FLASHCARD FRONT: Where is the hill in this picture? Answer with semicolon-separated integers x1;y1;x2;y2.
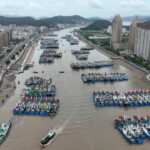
81;20;111;30
40;15;89;25
145;20;150;23
0;15;90;27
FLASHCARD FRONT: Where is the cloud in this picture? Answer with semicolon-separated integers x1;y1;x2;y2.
56;1;66;9
0;4;22;10
28;2;43;10
120;0;146;8
88;0;103;9
0;2;44;11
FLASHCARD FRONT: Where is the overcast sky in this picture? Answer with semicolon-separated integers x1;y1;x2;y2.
0;0;150;18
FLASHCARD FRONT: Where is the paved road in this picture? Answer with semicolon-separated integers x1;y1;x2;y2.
0;33;41;81
1;35;37;65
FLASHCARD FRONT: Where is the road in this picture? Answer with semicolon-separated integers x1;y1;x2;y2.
1;34;39;66
0;33;41;82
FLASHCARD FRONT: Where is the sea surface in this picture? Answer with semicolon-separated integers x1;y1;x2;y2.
0;27;150;150
123;21;132;26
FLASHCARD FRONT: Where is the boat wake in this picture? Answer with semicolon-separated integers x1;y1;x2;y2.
54;114;72;134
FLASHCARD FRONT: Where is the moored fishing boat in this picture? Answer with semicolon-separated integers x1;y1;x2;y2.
13;76;60;117
71;60;113;70
80;46;94;51
39;57;54;64
114;115;150;144
40;130;56;146
82;72;128;83
93;90;150;107
0;120;11;145
71;50;89;55
76;54;88;60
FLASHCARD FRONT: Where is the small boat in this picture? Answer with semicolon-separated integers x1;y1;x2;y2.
59;71;64;73
40;130;56;146
0;120;11;145
33;71;38;74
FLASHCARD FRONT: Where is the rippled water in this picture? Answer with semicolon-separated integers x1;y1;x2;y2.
0;27;150;150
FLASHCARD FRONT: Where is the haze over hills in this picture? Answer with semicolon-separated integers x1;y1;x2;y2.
0;15;150;27
87;17;107;22
0;15;90;27
109;15;150;22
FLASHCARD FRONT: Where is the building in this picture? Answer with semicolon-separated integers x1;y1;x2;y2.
128;17;141;50
0;31;10;51
107;26;112;34
134;23;150;61
110;15;123;50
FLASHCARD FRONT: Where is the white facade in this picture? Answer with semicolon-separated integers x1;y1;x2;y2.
134;24;150;61
110;15;123;50
107;26;112;34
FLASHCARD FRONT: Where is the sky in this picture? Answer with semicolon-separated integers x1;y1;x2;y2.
0;0;150;18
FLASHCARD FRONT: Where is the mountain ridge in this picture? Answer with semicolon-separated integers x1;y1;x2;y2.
0;15;90;27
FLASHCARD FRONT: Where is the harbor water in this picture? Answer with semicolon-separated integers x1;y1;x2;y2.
0;27;150;150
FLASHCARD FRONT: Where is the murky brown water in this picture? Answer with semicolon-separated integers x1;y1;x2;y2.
0;27;150;150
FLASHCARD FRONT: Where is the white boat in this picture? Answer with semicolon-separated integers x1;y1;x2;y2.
0;120;11;145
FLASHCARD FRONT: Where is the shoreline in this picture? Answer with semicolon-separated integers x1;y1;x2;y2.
75;32;150;86
0;42;36;108
0;76;16;107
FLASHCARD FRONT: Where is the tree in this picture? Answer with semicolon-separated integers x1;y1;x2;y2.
6;60;11;65
11;55;16;60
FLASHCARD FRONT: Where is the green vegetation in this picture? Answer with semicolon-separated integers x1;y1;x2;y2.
16;52;19;56
100;39;110;47
11;55;16;60
80;31;120;56
6;60;11;65
0;55;4;60
20;45;25;52
78;30;109;43
122;36;129;43
79;31;150;71
0;15;89;27
22;45;25;49
124;55;150;70
102;45;120;56
80;30;105;33
81;20;111;31
7;49;12;53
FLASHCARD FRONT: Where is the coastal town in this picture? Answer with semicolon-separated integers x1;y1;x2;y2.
0;1;150;150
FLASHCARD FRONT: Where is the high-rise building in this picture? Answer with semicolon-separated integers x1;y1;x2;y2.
134;23;150;61
128;17;141;50
0;31;9;51
110;15;123;50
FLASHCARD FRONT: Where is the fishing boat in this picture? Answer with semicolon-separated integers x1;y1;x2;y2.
93;90;150;107
71;60;113;69
76;55;88;60
33;71;38;74
71;50;89;55
80;46;94;51
82;72;128;83
40;130;56;146
0;120;11;145
114;115;150;144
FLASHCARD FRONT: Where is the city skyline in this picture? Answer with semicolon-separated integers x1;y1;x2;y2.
0;0;150;18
